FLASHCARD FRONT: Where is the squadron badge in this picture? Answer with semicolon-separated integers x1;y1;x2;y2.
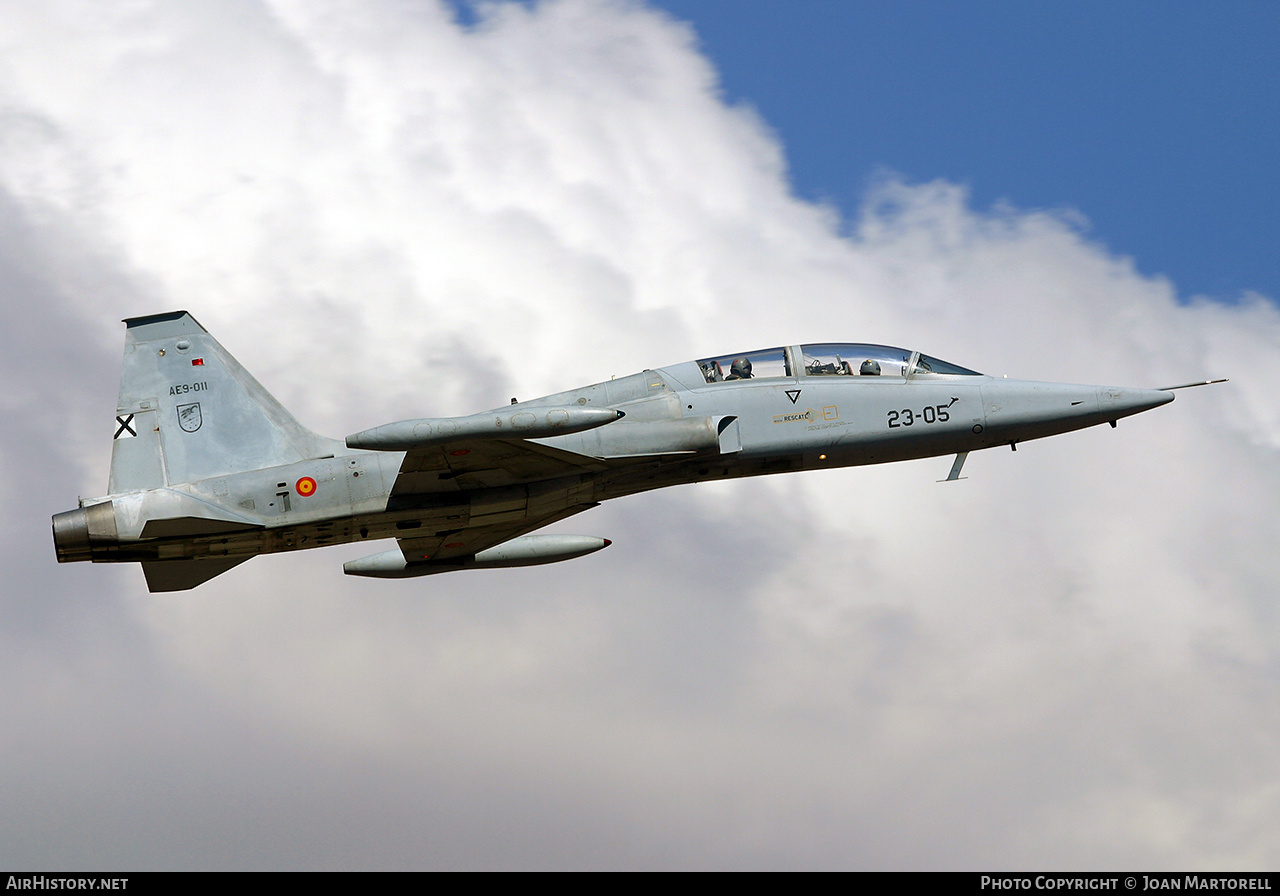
177;402;202;433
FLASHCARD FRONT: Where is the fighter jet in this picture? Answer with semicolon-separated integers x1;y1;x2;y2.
52;311;1223;591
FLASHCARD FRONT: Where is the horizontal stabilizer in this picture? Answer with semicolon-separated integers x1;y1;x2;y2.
142;556;251;592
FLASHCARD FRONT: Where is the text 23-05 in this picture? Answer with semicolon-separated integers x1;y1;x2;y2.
887;405;952;428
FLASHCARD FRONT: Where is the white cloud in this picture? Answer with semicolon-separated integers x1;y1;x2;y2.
2;0;1278;870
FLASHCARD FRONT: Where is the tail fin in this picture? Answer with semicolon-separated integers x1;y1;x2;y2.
109;311;340;493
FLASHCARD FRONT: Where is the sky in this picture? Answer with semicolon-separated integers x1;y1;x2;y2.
651;0;1280;303
2;0;1279;871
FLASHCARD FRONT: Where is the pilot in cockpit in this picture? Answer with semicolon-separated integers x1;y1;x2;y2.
725;357;753;380
859;359;881;376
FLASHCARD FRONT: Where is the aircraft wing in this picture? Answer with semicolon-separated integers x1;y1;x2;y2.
393;502;598;564
390;437;607;495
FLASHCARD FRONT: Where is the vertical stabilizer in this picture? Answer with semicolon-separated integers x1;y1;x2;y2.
109;311;340;493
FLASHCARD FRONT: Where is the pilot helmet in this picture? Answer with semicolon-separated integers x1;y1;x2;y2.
730;357;753;378
859;359;881;376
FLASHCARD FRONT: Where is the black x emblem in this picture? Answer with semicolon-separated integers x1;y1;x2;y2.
114;414;136;439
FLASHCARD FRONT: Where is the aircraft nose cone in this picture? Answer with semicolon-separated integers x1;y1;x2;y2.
1099;387;1175;418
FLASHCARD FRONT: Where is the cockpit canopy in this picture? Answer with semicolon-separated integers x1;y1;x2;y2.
697;347;789;382
695;344;981;384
